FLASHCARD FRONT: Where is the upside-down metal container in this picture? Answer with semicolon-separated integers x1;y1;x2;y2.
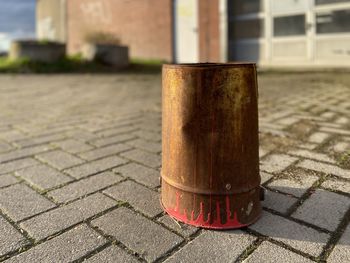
161;63;261;229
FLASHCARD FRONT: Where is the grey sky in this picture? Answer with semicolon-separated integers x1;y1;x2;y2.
0;0;35;34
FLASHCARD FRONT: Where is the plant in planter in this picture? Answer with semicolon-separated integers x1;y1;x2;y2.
9;39;66;63
82;32;129;68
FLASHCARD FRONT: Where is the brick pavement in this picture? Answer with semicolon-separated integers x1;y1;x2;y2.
0;72;349;262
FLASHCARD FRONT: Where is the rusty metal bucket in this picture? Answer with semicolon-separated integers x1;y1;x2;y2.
161;63;261;229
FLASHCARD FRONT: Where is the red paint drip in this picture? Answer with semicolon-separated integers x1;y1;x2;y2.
165;192;247;229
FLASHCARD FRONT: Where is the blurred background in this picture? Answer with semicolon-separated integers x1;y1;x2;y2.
0;0;349;69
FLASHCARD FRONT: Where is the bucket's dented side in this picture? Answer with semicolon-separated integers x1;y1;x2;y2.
161;63;261;229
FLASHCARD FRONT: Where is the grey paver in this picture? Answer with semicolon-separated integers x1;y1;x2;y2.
158;215;199;238
0;184;55;221
120;149;161;168
260;154;298;173
0;215;28;257
20;193;116;240
322;179;350;194
249;211;329;256
78;143;131;161
96;125;138;137
288;149;336;164
0;145;53;163
332;141;350;153
64;155;127;179
113;162;160;188
53;139;94;154
132;130;161;142
328;224;350;263
297;159;350;179
92;207;183;262
260;172;274;184
267;173;319;197
0;174;19;188
103;180;162;217
262;190;297;214
36;150;85;170
85;245;139;263
6;224;106;263
0;141;12;153
292;189;350;231
15;164;72;190
48;171;123;203
0;158;39;175
126;138;161;153
14;133;66;148
165;230;255;263
89;133;136;147
308;132;330;144
243;241;314;263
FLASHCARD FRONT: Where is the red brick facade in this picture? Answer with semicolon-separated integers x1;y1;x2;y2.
67;0;173;61
65;0;220;62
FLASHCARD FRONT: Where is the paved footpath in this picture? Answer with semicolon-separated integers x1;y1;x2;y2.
0;72;349;262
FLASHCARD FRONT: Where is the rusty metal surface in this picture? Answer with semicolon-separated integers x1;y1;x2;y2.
161;63;261;229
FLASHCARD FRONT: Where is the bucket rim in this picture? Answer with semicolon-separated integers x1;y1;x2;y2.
163;62;256;69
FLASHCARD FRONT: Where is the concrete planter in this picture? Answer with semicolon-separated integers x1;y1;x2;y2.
82;44;129;67
10;40;66;63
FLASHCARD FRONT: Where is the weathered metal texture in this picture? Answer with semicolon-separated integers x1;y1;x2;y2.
161;63;261;229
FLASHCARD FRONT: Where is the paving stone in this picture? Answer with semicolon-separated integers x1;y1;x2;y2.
36;150;85;170
0;145;53;163
249;211;329;257
322;179;350;194
259;147;269;158
78;143;131;161
260;154;298;173
91;207;183;262
65;155;127;179
15;164;72;190
320;127;350;136
165;230;255;263
48;172;123;203
133;130;161;142
158;215;199;238
292;189;349;231
53;139;94;154
104;180;162;217
0;215;28;257
120;149;161;168
90;133;136;147
96;125;138;137
297;159;350;179
0;130;27;142
288;149;336;164
14;133;67;148
20;193;116;240
297;143;318;150
243;241;314;263
328;224;350;263
260;172;274;184
335;116;349;125
308;132;330;144
263;190;297;214
6;224;106;263
0;184;55;221
85;245;139;263
126;138;161;153
0;174;19;188
113;163;160;188
267;172;318;198
0;158;40;175
332;141;350;153
0;141;13;153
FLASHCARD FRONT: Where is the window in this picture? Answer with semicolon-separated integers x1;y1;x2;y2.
274;15;306;36
316;0;350;5
316;9;350;34
229;0;263;16
229;19;264;39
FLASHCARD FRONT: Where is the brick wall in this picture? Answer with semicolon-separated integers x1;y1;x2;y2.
67;0;173;61
198;0;220;62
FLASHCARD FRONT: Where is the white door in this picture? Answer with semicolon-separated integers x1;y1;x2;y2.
174;0;199;63
270;0;313;65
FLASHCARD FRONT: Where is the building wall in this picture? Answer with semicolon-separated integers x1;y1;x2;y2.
198;0;220;62
67;0;173;61
36;0;66;42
